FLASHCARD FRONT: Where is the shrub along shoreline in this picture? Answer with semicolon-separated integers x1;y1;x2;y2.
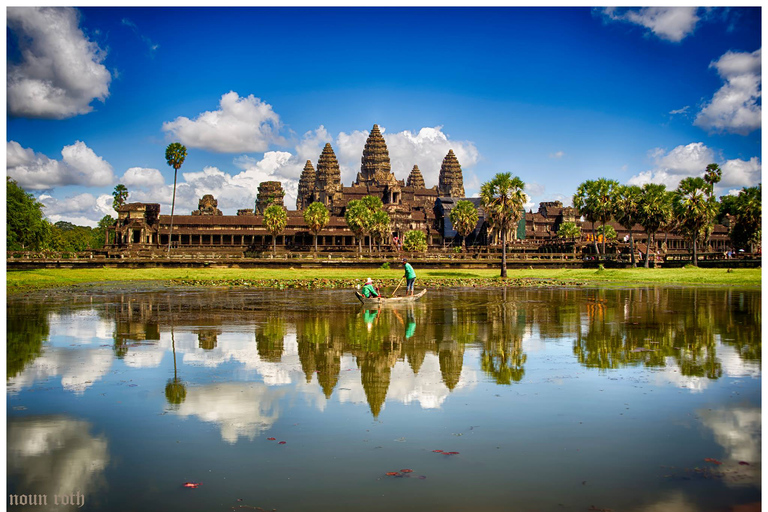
6;267;761;294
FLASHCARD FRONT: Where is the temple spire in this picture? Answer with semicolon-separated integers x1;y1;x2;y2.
355;124;394;187
406;165;425;188
438;149;465;197
296;160;316;210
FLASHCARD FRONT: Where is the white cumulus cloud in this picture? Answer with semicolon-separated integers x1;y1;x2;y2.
599;7;700;42
695;49;761;135
120;167;165;189
7;140;115;190
7;7;111;119
162;91;285;153
38;193;115;227
628;142;760;193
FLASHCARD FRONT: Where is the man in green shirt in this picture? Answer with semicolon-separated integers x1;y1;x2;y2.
402;258;416;296
361;278;380;298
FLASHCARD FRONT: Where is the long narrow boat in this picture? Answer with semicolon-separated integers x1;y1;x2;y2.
355;288;427;304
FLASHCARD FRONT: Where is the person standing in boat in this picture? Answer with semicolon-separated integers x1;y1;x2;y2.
361;277;380;298
402;258;416;296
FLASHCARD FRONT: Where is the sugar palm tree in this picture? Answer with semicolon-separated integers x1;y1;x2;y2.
360;195;384;253
480;173;526;278
303;202;330;256
449;200;479;251
730;184;761;252
263;204;288;256
612;184;642;267
165;143;187;256
369;210;391;254
638;183;672;268
344;200;369;255
592;178;619;255
573;180;600;256
672;177;718;266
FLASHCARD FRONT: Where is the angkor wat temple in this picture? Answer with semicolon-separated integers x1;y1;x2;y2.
108;124;469;253
107;123;731;257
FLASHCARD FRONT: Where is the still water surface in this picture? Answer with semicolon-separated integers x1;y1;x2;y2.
7;286;761;512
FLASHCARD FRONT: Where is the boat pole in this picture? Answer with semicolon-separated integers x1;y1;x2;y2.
391;277;405;298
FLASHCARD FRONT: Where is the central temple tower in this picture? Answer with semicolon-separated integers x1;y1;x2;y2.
355;124;397;187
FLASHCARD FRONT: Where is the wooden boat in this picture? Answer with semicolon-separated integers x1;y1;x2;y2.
355;288;427;304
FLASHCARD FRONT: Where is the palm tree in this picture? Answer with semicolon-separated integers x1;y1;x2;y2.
112;184;128;211
480;173;526;278
263;204;288;256
703;163;722;198
344;200;369;255
165;142;187;256
303;202;330;256
360;195;384;253
612;185;642;267
592;178;619;255
672;177;718;266
369;210;391;254
573;180;600;256
730;184;761;252
449;200;479;251
637;183;672;268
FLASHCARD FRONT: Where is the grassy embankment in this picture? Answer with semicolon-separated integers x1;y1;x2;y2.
6;266;761;293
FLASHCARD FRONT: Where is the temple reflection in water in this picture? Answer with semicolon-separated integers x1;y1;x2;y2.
7;287;761;418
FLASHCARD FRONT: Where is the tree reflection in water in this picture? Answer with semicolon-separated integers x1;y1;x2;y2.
7;286;761;418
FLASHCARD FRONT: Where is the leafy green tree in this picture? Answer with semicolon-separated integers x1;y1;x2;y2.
672;177;718;266
402;230;427;252
611;185;643;266
303;202;330;255
557;221;581;255
344;199;370;255
557;221;581;240
7;177;51;251
165;142;187;255
729;184;761;252
480;173;526;278
93;215;116;248
638;183;672;268
717;193;740;224
112;184;129;211
449;200;479;251
263;204;288;256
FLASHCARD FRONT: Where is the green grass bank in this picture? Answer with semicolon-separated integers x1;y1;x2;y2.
6;266;761;293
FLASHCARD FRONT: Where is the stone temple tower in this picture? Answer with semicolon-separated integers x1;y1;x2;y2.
355;124;397;187
438;149;465;197
406;165;425;188
296;160;316;210
315;143;344;214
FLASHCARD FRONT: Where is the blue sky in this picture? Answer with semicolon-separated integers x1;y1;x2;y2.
6;6;762;226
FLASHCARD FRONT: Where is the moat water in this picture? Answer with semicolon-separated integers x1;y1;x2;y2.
7;286;761;512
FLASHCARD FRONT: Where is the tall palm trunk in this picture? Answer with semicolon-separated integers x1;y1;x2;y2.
601;218;607;255
644;230;653;268
629;231;636;267
167;168;178;256
692;238;698;267
591;225;599;256
500;224;507;278
272;234;276;256
314;233;318;256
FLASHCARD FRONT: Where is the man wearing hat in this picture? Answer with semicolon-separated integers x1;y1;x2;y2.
402;258;416;296
361;277;380;298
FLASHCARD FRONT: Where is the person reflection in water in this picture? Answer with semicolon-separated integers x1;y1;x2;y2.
363;308;380;331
